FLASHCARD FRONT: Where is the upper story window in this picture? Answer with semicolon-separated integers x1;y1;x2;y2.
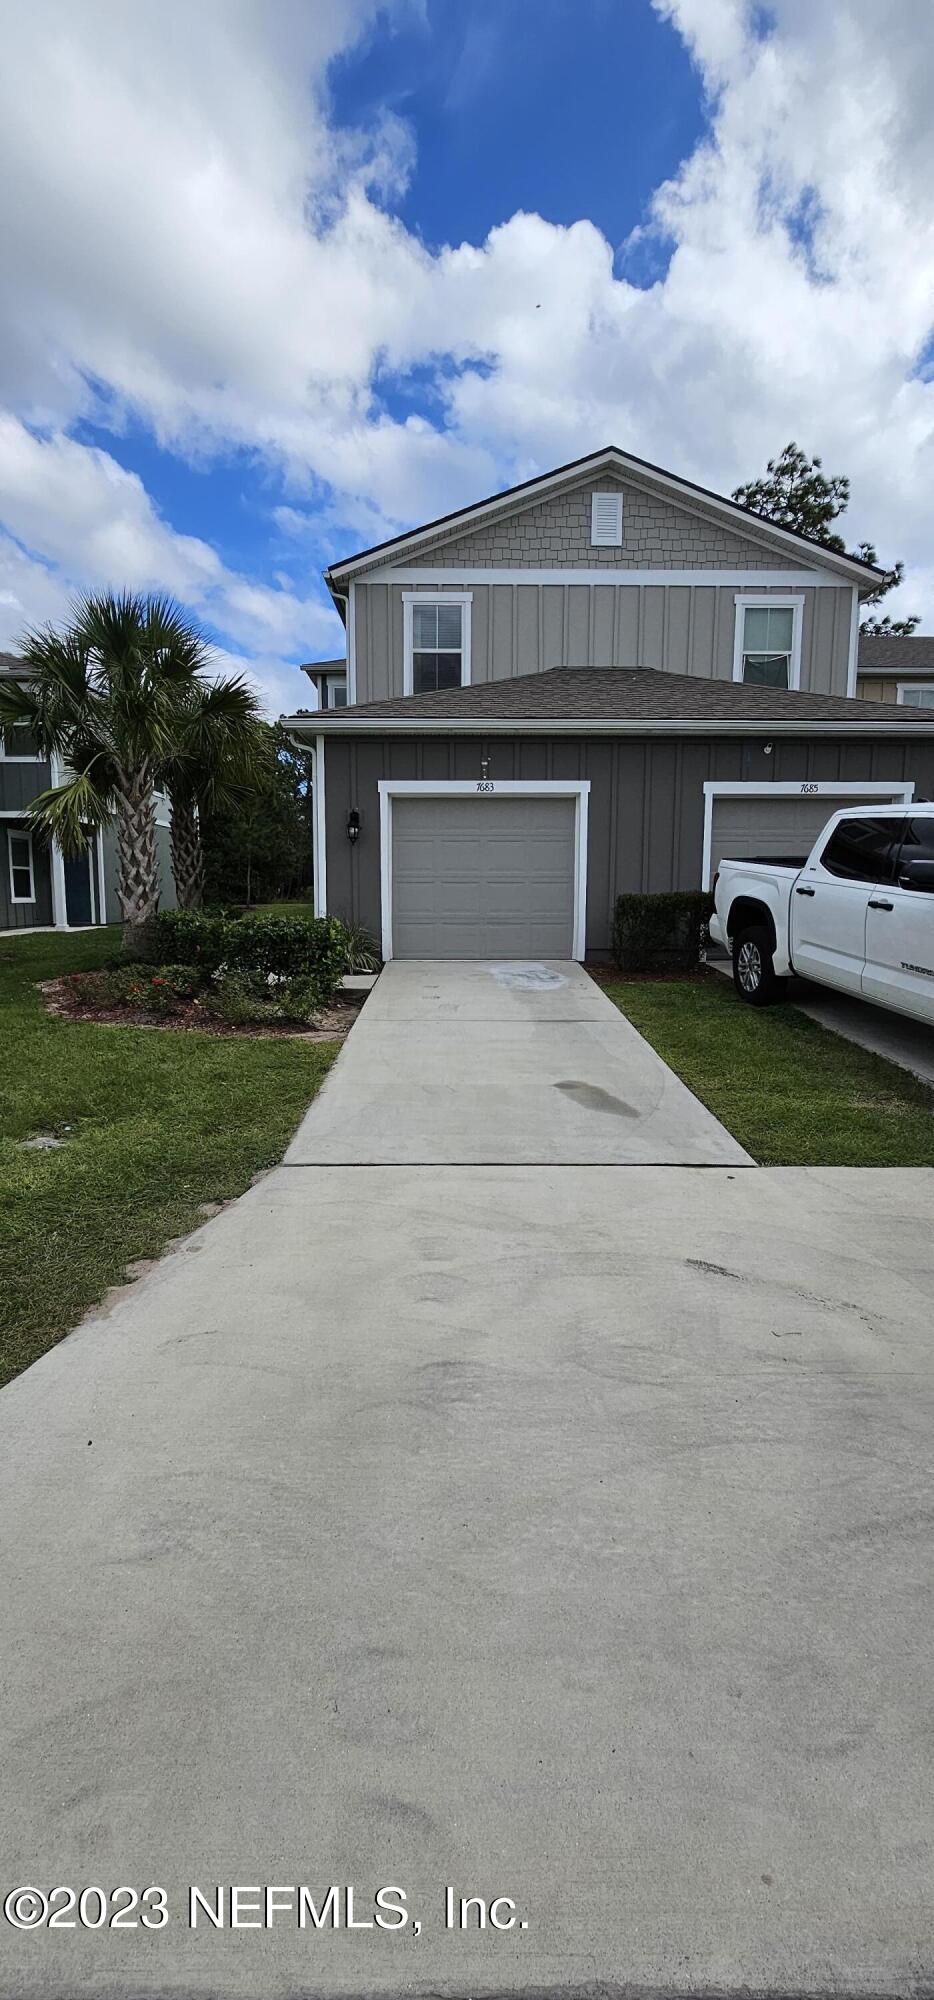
325;678;348;708
733;595;803;690
403;593;472;697
8;828;36;903
0;719;43;761
591;491;624;546
898;683;934;708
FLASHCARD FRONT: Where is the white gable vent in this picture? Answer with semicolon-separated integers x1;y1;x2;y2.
591;490;624;546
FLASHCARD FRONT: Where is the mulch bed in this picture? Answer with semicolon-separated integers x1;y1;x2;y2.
38;979;367;1041
583;961;713;987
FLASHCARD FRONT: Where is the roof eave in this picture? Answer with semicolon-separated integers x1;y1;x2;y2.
282;711;934;738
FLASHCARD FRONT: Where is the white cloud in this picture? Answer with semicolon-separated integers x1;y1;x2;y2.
0;417;342;695
0;0;932;672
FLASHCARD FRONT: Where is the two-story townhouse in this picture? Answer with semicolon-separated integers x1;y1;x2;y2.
0;654;176;932
284;446;934;961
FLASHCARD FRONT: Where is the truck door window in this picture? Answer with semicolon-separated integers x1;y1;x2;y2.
898;818;934;861
819;817;904;883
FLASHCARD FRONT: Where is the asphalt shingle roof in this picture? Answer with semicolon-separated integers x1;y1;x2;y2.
858;634;934;671
309;663;934;727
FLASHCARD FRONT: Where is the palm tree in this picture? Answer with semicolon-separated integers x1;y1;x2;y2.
0;592;210;942
159;677;265;909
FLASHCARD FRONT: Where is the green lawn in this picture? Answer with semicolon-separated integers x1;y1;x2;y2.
0;927;337;1387
606;973;934;1166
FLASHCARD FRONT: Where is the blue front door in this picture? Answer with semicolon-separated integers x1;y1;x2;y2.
64;850;94;926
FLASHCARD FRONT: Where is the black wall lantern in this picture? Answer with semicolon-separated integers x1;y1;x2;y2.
346;808;361;845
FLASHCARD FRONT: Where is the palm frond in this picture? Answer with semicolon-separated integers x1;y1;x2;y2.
160;673;266;809
7;628;99;756
143;596;211;681
0;673;37;750
28;771;114;855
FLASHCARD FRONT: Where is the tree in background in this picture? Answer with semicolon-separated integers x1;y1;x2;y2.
733;443;919;635
0;592;212;942
160;677;266;908
202;722;314;906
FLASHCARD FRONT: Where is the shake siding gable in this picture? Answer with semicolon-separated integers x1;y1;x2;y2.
409;474;791;571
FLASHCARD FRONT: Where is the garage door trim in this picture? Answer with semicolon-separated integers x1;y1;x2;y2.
378;779;590;962
701;779;915;890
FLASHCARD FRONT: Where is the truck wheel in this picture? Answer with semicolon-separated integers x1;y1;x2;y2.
732;925;787;1006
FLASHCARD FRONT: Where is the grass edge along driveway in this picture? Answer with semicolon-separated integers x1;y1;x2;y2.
606;972;934;1167
0;926;337;1389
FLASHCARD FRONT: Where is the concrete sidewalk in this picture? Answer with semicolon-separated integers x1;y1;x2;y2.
3;961;934;1998
286;959;752;1166
1;1163;934;1997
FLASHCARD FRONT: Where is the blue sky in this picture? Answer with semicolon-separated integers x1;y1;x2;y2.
0;0;931;712
73;0;708;655
330;1;703;261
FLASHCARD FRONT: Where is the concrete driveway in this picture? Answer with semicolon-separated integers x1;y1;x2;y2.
1;965;934;1998
286;960;752;1166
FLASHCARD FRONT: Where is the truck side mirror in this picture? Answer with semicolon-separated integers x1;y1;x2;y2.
898;855;934;892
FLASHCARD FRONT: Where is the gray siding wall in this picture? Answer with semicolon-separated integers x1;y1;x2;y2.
0;756;51;811
1;758;53;927
323;733;934;957
353;579;854;704
0;822;53;928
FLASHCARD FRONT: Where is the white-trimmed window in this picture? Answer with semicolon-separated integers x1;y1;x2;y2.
898;683;934;709
0;720;43;762
591;491;624;546
403;592;472;696
733;595;803;690
8;828;35;903
325;677;348;708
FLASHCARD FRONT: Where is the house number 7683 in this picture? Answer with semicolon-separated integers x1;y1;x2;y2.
476;780;494;792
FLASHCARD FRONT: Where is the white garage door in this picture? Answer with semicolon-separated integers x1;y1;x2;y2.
709;788;911;880
390;795;577;959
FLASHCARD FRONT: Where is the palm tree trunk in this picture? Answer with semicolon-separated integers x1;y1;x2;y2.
115;763;160;950
169;795;205;909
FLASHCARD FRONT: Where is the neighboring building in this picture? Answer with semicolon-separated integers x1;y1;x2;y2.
284;446;934;961
0;653;176;932
301;657;348;708
857;634;934;709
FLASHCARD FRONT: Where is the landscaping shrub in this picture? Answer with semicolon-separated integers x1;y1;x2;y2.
612;891;713;973
203;971;326;1029
146;909;348;999
339;922;381;973
65;963;205;1017
142;909;230;970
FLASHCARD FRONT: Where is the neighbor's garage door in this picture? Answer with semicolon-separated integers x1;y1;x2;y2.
391;795;576;959
709;789;909;879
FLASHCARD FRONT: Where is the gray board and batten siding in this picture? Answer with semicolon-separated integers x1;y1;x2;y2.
350;474;856;705
0;825;54;928
0;751;52;927
322;732;934;958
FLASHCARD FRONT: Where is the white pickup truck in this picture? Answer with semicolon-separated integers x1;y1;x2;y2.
709;802;934;1024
